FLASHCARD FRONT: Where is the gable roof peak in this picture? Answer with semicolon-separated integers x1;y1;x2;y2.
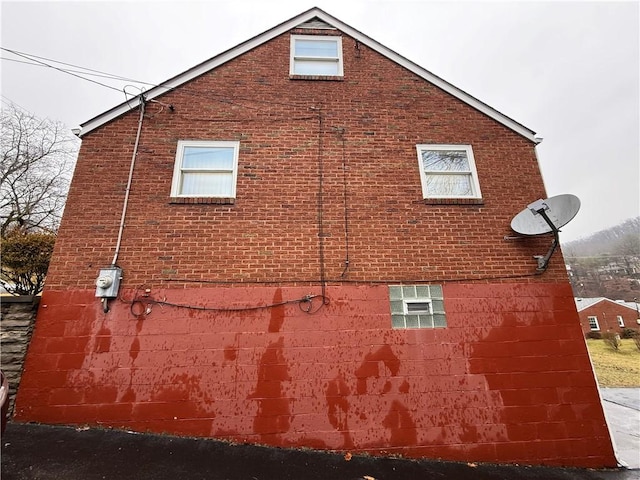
79;7;538;143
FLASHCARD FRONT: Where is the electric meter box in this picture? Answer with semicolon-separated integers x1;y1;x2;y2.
95;266;122;298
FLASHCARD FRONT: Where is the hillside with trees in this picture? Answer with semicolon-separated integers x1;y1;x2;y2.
563;217;640;301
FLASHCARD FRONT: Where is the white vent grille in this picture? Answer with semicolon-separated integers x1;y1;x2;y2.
297;18;335;30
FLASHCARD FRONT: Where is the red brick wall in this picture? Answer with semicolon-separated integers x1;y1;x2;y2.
15;27;616;468
577;299;639;336
46;30;561;290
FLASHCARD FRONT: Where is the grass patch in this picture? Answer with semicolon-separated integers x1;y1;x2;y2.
586;338;640;387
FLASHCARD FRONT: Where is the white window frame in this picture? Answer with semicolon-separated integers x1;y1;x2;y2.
170;140;239;198
290;35;343;77
416;144;482;199
617;315;625;327
588;316;600;331
404;299;433;315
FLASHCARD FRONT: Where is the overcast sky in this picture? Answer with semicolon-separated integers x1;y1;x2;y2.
1;0;638;243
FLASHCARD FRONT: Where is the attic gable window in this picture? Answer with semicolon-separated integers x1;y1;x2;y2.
170;140;239;201
290;35;343;77
416;145;482;200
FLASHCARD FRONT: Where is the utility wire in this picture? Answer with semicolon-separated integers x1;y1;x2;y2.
0;94;26;110
130;295;324;314
3;48;306;117
315;108;328;301
1;56;159;84
159;271;541;286
339;128;350;277
2;48;124;93
1;49;157;85
565;254;637;259
2;52;302;115
122;285;327;317
1;47;313;111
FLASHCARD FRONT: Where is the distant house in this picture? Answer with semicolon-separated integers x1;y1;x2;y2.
14;8;616;469
576;297;640;336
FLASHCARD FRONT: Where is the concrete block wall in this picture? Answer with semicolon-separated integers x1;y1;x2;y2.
15;283;616;467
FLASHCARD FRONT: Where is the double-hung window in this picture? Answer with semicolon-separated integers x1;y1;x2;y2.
588;316;600;331
290;35;343;77
416;144;482;199
170;140;239;198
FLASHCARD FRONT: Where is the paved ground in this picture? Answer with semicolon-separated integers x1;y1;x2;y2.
601;388;640;470
2;421;638;480
1;388;638;480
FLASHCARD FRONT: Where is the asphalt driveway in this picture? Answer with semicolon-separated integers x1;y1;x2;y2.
2;388;638;480
2;420;638;480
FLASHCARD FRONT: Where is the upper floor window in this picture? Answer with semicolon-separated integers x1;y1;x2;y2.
170;140;239;198
416;145;482;199
290;35;343;77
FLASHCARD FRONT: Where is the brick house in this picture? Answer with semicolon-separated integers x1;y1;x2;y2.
576;297;640;336
14;8;616;468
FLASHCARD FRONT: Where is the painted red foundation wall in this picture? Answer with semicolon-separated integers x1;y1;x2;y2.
14;282;616;468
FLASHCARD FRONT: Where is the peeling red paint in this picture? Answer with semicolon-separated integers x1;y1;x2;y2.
268;288;285;333
224;346;238;361
13;284;617;468
326;376;353;449
383;400;417;446
94;323;111;353
355;344;400;395
250;337;291;441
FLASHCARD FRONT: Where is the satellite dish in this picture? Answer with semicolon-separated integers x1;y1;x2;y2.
511;194;581;236
509;194;581;272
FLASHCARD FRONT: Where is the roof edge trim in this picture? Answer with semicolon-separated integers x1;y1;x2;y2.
576;297;640;313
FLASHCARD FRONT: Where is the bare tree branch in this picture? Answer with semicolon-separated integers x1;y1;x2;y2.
0;102;79;235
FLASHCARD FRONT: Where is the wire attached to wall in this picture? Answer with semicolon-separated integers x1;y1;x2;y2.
122;287;327;318
158;270;541;286
337;127;350;277
111;94;145;267
314;107;329;303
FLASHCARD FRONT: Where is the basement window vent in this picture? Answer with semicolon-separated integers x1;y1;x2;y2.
389;285;446;329
405;301;432;314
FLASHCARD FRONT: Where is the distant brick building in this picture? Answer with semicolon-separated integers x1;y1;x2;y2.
576;297;640;336
14;8;616;468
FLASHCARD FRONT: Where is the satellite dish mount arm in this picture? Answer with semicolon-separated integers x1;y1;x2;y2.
528;200;560;272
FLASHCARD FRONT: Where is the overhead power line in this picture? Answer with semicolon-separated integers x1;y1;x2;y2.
1;56;158;84
1;47;123;93
1;47;317;114
1;49;157;85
